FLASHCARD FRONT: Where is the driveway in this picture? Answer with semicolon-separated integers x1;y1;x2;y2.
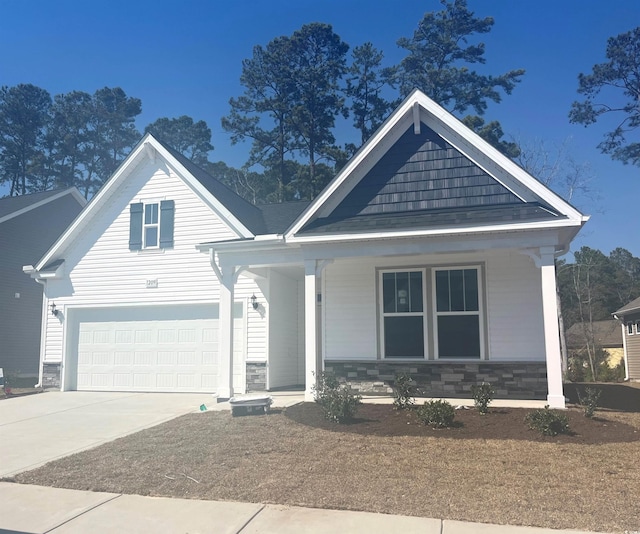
0;391;219;477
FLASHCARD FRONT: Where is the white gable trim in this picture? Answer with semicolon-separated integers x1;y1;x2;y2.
0;188;86;225
35;134;253;271
285;89;586;238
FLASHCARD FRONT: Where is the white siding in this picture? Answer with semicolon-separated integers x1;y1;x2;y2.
268;270;303;388
41;160;265;373
323;250;545;362
324;259;377;360
485;250;545;361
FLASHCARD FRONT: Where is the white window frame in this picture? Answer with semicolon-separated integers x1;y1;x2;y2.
379;268;428;360
432;265;485;360
628;322;634;336
143;202;160;249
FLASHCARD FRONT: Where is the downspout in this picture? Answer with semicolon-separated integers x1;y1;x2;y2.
33;278;47;388
613;314;630;381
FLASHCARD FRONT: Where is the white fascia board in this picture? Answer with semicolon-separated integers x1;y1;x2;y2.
149;140;254;239
287;217;584;245
34;138;152;271
414;93;586;222
0;187;86;225
196;236;286;254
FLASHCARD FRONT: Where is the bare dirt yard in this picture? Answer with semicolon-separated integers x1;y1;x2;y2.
8;396;640;533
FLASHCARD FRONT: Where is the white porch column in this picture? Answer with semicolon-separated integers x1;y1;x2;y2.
539;248;565;408
218;264;235;399
304;260;319;402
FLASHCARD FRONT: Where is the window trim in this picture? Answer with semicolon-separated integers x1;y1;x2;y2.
636;321;640;335
379;268;428;359
130;199;174;252
143;202;160;249
432;265;485;360
629;322;635;336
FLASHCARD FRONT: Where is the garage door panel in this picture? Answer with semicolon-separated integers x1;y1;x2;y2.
74;306;244;393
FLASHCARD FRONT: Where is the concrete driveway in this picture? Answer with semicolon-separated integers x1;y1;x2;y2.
0;391;219;477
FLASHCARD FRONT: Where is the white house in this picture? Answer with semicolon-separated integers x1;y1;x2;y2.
26;90;588;408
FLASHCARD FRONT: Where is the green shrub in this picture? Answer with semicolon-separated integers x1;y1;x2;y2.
470;382;495;414
312;372;362;424
525;406;570;436
392;372;415;410
577;386;601;418
416;400;455;428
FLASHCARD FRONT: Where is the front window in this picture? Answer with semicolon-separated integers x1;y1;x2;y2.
381;271;425;358
143;203;159;248
433;267;482;359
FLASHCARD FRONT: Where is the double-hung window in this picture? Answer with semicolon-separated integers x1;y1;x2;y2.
379;266;484;360
143;203;159;248
629;322;635;336
129;200;175;251
433;267;482;359
381;270;425;358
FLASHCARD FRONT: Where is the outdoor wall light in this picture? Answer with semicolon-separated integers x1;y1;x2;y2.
251;294;258;310
50;302;59;316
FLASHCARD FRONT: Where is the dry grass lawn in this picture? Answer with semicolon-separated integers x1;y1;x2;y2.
9;401;640;533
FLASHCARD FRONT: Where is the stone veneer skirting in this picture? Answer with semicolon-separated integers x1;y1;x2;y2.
42;363;61;389
324;361;548;399
246;362;267;392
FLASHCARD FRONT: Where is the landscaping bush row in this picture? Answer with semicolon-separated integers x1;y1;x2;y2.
312;372;602;436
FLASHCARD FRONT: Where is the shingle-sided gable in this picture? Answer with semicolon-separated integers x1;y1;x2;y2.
331;125;522;219
299;124;562;235
288;90;585;240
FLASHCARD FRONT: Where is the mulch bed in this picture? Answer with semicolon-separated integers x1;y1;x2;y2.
285;402;640;443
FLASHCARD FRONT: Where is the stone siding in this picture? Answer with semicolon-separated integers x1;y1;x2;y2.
324;361;548;399
42;363;61;389
246;362;267;392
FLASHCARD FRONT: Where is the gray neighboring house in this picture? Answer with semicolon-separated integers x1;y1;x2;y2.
613;296;640;380
0;188;86;378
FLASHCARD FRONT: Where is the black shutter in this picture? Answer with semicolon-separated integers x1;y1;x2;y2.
159;200;175;249
129;203;143;250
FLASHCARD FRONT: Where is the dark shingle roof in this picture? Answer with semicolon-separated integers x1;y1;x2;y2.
0;190;67;219
614;296;640;316
157;139;309;235
158;141;266;234
566;320;623;349
258;201;310;234
299;203;562;235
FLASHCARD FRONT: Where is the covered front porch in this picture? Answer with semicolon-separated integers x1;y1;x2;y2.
199;232;567;408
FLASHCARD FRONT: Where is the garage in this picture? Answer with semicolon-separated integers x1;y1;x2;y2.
65;304;244;393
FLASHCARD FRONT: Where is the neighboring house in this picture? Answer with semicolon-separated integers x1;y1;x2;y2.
0;188;86;378
613;296;640;380
565;320;624;368
26;90;588;408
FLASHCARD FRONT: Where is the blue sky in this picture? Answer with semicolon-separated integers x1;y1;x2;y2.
1;0;639;256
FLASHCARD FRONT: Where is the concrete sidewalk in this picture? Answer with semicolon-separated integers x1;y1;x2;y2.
0;482;599;534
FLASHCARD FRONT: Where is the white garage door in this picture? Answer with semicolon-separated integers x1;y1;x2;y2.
73;305;244;393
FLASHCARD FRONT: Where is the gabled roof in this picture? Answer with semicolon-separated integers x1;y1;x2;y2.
34;134;260;271
286;89;587;240
614;296;640;317
566;320;623;348
158;143;309;235
0;188;85;224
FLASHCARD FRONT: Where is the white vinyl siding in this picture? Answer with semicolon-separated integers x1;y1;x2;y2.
268;270;304;389
41;160;265;379
323;250;545;362
323;260;377;360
